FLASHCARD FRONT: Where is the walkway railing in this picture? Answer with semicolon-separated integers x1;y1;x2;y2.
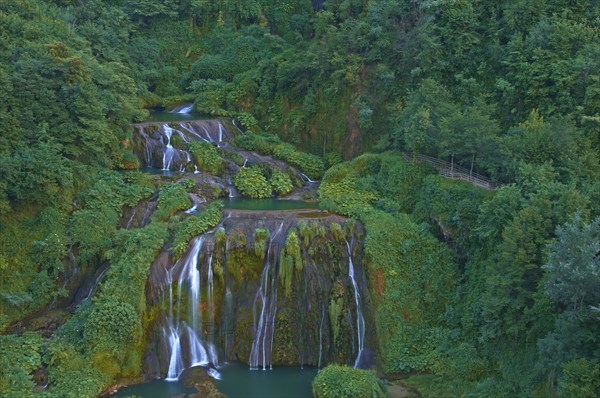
402;152;496;190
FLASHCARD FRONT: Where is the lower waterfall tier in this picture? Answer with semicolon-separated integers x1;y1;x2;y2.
142;211;374;379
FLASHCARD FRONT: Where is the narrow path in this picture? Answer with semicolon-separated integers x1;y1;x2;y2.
402;152;496;190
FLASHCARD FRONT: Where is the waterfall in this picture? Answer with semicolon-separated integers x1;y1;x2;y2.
318;304;325;369
201;126;212;143
177;104;193;114
346;240;365;368
249;223;284;370
164;237;220;381
299;172;316;184
242;158;248;168
185;194;205;215
162;124;175;170
218;123;223;145
206;251;219;366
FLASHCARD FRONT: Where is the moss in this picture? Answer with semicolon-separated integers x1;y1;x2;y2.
190;141;224;175
278;229;303;296
329;222;345;242
253;228;270;260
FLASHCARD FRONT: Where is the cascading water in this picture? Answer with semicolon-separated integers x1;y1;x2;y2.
164;236;219;381
162;124;175;171
249;223;285;370
318;305;325;369
346;239;365;368
177;104;193;114
299;172;316;184
133;120;233;170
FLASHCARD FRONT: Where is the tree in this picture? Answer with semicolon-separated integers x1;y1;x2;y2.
543;215;600;311
439;99;499;177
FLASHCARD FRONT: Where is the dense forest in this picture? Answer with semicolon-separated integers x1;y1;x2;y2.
1;0;599;397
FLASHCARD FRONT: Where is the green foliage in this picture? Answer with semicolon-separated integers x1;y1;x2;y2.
153;182;192;221
559;359;600;398
172;201;223;257
0;332;43;397
270;170;293;195
234;134;325;179
234;166;272;198
312;364;385;398
278;229;302;295
362;210;457;373
543;215;600;310
84;299;140;356
253;228;270;259
189;141;223;175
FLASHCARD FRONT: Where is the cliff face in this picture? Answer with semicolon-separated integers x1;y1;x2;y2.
142;208;373;379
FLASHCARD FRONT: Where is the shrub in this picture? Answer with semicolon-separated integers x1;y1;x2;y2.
279;229;302;295
172;201;223;257
253;228;270;259
234;167;271;198
154;183;192;221
189;141;223;175
312;365;385;398
233;133;325;179
270;171;293;195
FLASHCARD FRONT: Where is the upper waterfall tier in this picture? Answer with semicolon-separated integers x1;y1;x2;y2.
132;120;233;171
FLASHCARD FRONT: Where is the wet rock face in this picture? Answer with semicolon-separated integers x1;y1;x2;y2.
132;121;233;171
143;211;373;378
6;309;70;337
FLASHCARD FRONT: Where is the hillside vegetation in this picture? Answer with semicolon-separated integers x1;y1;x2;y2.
0;0;599;397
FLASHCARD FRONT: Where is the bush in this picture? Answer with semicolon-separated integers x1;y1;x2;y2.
234;167;272;198
312;365;385;398
270;171;293;195
189;141;223;175
559;359;600;398
172;201;223;256
233;134;325;179
153;183;192;221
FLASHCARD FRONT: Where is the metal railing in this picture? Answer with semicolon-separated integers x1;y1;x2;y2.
402;152;496;190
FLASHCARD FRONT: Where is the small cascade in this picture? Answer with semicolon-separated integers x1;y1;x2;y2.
249;223;285;370
226;178;239;198
133;120;233;170
299;172;316;184
206;251;218;366
346;240;365;368
318;304;325;369
164;237;219;381
175;104;194;114
231;118;244;133
184;194;204;214
201;126;213;143
179;122;207;142
162;124;175;171
242;158;248;168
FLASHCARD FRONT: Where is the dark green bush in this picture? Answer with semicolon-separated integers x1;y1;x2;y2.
172;201;223;256
234;134;325;179
190;141;223;175
234;167;272;198
153;183;192;221
312;364;385;398
270;170;293;195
